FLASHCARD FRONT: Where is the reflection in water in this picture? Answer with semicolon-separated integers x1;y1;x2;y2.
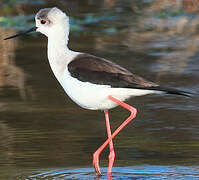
104;0;115;8
0;27;35;100
93;0;199;86
134;1;198;81
123;16;198;82
0;121;15;167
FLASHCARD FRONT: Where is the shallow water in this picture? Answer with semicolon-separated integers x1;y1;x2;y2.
15;166;199;179
0;0;199;179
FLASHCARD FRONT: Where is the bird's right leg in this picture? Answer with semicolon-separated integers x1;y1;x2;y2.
93;95;137;176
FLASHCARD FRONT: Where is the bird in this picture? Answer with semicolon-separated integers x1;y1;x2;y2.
4;7;190;176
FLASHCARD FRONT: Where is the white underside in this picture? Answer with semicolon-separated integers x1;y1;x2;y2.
59;69;162;110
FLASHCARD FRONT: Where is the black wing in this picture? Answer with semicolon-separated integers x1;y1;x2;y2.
68;53;157;88
68;53;190;96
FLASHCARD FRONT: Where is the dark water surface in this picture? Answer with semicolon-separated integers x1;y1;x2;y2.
0;0;199;179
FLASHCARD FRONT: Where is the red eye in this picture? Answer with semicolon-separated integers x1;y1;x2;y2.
40;20;46;24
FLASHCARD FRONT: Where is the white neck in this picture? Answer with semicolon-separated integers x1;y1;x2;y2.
47;27;79;81
48;23;69;47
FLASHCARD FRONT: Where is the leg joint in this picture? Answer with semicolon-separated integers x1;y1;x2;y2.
129;106;137;114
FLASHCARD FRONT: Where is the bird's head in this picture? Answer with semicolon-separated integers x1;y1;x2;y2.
35;7;69;37
4;7;70;40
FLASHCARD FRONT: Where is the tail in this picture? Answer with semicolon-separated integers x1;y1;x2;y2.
143;86;192;97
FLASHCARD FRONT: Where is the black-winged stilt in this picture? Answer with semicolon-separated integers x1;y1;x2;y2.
4;7;190;176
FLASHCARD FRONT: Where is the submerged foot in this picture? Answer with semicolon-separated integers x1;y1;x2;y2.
93;152;101;176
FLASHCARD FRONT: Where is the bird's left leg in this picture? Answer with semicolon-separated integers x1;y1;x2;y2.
93;96;137;176
92;109;115;176
105;109;115;176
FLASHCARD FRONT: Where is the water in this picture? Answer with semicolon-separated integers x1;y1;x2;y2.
0;0;199;179
15;166;199;179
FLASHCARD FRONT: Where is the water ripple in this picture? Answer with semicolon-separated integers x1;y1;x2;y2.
20;165;199;180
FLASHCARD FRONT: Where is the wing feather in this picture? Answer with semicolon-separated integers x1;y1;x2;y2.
68;53;157;88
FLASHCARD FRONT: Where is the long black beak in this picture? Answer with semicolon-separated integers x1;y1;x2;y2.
4;27;37;40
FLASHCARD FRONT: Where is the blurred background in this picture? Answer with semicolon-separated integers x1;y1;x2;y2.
0;0;199;179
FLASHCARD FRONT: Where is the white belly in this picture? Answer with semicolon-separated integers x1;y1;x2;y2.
58;69;159;110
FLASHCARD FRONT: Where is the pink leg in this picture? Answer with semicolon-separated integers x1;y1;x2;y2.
93;96;137;176
104;109;115;176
